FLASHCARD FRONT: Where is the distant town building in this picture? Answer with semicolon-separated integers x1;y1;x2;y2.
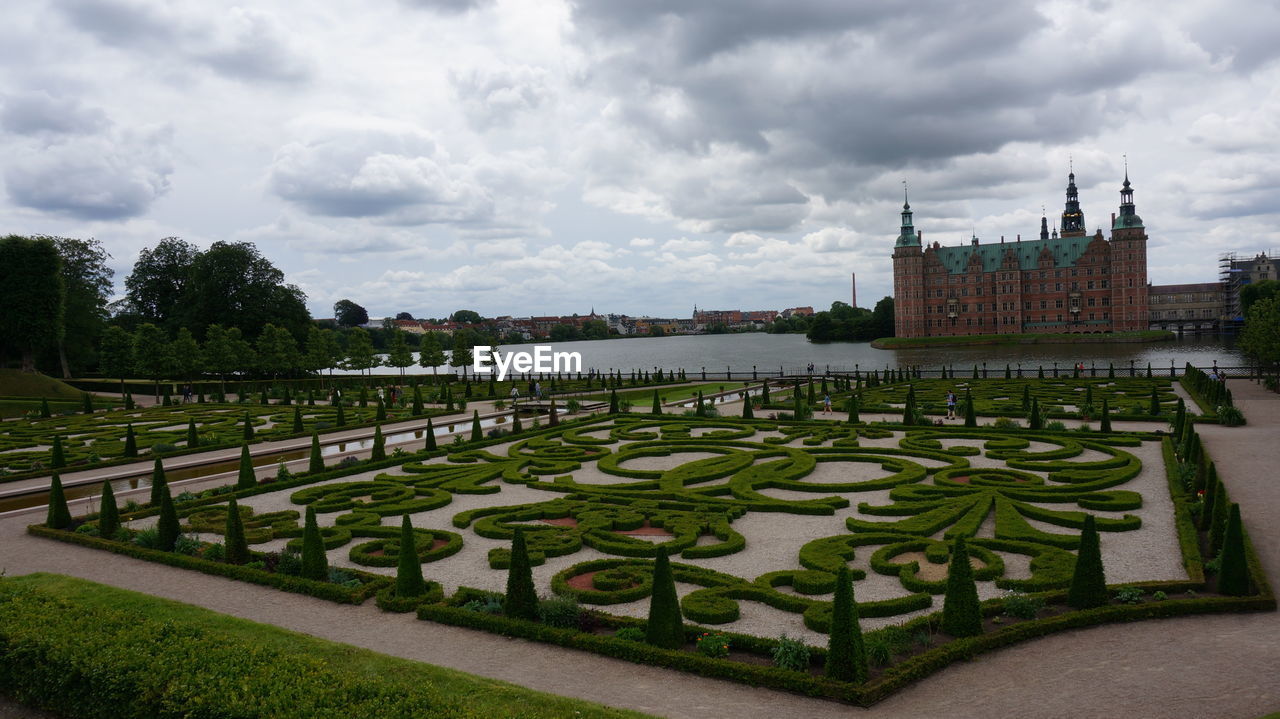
1148;282;1223;331
1220;251;1277;325
892;170;1149;337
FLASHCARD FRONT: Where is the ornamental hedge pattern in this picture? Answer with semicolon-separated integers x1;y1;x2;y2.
30;384;1275;705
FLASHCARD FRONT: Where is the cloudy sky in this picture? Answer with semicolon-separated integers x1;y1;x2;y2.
2;1;1278;320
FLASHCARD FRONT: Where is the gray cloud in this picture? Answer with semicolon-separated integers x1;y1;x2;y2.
0;92;109;136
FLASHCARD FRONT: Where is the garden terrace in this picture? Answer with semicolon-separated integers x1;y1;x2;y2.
29;408;1273;705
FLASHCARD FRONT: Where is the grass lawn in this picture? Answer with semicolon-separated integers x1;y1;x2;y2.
0;369;89;400
0;573;653;719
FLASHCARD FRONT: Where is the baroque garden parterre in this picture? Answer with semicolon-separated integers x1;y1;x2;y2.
29;373;1273;705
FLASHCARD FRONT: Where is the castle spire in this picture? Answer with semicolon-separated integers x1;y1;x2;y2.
1113;159;1143;230
895;182;919;248
1060;167;1086;237
1040;206;1049;240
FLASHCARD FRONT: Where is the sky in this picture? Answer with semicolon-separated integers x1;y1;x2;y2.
2;0;1279;320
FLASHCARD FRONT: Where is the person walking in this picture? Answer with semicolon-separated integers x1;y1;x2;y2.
946;389;957;420
822;393;832;415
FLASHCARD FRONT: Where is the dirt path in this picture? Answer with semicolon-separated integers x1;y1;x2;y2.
0;380;1277;718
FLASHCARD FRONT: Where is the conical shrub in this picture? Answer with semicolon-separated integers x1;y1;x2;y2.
224;497;250;565
376;397;387;422
824;566;867;683
236;444;256;490
963;389;976;427
149;458;167;506
335;400;346;427
742;395;754;419
1029;397;1043;430
123;424;138;458
941;536;982;637
292;406;304;434
51;435;66;469
309;431;324;473
1067;515;1107;609
1218;504;1250;596
186;419;200;448
610;389;620;414
395;514;427;598
645;548;684;649
1100;398;1112;433
426;418;438;449
503;528;538;620
97;481;119;539
1209;478;1231;556
371;425;386;461
242;411;255;440
847;396;859;424
46;473;72;529
651;389;662;414
470;410;482;441
40;397;51;418
300;506;328;581
156;482;180;552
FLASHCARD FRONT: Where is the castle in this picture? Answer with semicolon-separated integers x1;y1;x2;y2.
891;170;1149;338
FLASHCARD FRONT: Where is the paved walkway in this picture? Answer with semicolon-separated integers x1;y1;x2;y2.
0;381;1277;718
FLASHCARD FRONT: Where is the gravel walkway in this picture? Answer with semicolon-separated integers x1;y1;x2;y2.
1;381;1277;719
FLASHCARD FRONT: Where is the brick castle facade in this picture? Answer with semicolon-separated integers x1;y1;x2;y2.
892;171;1149;338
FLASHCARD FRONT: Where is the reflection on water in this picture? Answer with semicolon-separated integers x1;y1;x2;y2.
324;333;1245;376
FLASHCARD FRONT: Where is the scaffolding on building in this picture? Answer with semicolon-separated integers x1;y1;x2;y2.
1220;250;1279;329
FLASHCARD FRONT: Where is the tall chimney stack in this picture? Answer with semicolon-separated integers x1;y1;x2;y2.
851;272;857;308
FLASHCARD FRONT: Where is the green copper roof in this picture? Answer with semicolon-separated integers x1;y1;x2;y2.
927;235;1094;275
1113;213;1144;229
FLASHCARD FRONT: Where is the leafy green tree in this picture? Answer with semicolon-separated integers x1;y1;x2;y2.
1240;297;1280;373
179;241;310;341
386;328;415;377
237;444;256;490
39;237;113;377
224;497;250;565
300;506;329;581
97;481;119;539
503;528;539;620
395;514;428;598
419;332;447;375
824;566;867;683
1240;279;1280;317
1218;504;1250;596
256;323;301;378
0;236;65;373
343;328;379;375
581;319;609;339
131;323;171;402
122;237;198;332
451;309;482;324
334;299;368;327
1067;515;1107;609
805;312;836;342
98;325;135;392
941;536;982;637
450;335;474;375
170;327;203;382
645;548;684;649
46;473;72;529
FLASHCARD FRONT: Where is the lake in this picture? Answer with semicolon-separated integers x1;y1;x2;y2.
334;332;1247;376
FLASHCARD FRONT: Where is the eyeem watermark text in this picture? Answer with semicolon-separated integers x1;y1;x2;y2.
473;346;582;382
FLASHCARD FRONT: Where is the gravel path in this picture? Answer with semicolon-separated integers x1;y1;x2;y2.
1;380;1277;719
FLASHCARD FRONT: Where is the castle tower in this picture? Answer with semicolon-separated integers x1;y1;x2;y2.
1061;171;1086;237
892;191;924;337
1109;166;1148;331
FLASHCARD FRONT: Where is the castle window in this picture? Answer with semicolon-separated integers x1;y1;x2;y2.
1087;281;1095;290
1039;300;1047;309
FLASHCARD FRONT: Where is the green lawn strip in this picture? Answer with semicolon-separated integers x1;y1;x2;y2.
0;370;88;400
840;377;1183;420
0;572;653;719
582;381;754;406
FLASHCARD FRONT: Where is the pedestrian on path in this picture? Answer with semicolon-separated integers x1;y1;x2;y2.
822;394;832;414
946;389;957;419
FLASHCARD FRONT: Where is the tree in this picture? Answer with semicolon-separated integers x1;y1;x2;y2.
451;335;474;375
1218;504;1250;596
805;312;836;342
300;506;329;581
395;514;428;598
225;497;250;565
386;328;415;377
871;296;895;338
1240;279;1280;317
132;323;171;402
652;389;662;415
46;473;71;529
303;326;335;380
44;236;112;378
395;311;415;321
334;299;369;327
237;444;256;490
0;235;64;372
941;536;982;637
581;319;609;339
97;481;119;539
170;327;203;382
123;424;138;458
98;326;135;392
1240;297;1280;373
1067;515;1107;609
503;528;538;620
256;323;301;378
180;241;310;341
824;566;867;683
343;328;379;375
51;435;66;469
470;410;482;441
419;332;447;375
150;458;168;506
451;309;482;324
123;237;198;331
1100;398;1112;433
424;418;437;450
371;424;386;461
645;548;684;649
